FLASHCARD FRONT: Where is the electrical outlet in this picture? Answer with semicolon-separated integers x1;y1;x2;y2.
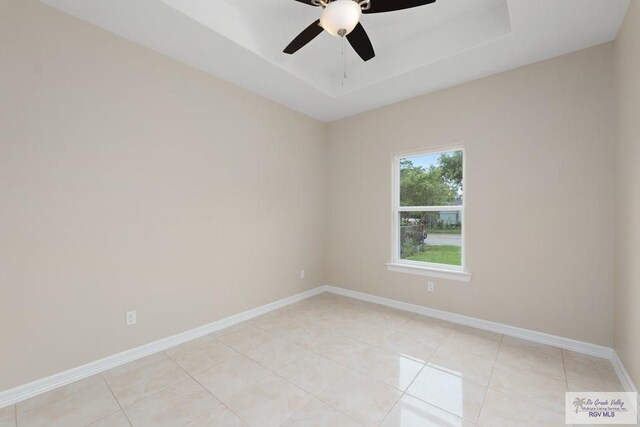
126;310;137;326
300;270;305;279
427;281;435;292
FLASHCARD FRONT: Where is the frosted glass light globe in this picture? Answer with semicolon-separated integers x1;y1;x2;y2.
320;0;362;37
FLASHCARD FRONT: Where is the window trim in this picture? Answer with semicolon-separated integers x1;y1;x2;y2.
388;146;471;281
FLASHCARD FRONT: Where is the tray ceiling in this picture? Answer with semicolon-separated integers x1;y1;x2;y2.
40;0;629;121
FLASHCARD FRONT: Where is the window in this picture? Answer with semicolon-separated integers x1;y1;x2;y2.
388;147;470;281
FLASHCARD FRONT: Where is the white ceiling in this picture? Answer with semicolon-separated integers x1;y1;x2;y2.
40;0;629;122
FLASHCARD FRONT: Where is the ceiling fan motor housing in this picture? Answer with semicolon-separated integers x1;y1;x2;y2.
320;0;363;37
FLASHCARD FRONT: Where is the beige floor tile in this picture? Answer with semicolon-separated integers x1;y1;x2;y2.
208;323;248;340
312;312;355;331
336;307;371;321
340;318;396;346
355;306;415;330
250;311;300;335
477;389;566;427
104;356;189;407
563;350;615;372
562;350;623;391
347;299;379;310
428;345;497;386
124;378;220;427
567;383;589;392
317;370;402;427
400;316;453;344
16;382;121;427
355;348;424;391
183;404;247;426
87;411;131;427
406;366;486;422
276;352;351;395
194;355;270;402
295;296;338;311
441;327;502;360
17;375;105;415
309;333;364;354
0;405;14;420
310;334;377;369
103;353;168;379
327;297;354;311
495;337;565;381
300;292;338;305
257;320;301;337
218;325;273;352
378;331;440;363
280;322;335;349
0;405;15;427
381;394;475;427
282;398;360;427
488;363;567;414
287;305;332;324
165;339;237;375
244;337;310;370
225;374;311;427
331;304;369;321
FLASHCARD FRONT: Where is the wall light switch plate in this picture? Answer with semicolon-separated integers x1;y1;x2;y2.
300;270;305;279
427;281;435;292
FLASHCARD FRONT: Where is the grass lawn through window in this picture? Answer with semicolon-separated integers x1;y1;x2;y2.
405;245;461;266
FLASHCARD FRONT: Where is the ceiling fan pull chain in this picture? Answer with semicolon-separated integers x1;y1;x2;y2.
341;35;347;86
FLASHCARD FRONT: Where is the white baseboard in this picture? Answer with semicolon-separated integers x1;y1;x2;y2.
323;285;615;359
0;286;324;409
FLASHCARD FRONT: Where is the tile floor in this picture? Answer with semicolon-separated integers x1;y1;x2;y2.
2;292;625;427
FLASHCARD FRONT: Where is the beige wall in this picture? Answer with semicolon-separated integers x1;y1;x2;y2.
0;0;628;395
614;0;640;388
0;0;327;390
327;43;616;346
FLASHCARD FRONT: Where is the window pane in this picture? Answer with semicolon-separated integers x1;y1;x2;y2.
400;150;463;207
400;211;462;266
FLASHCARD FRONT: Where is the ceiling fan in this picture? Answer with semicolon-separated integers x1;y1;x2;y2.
283;0;437;62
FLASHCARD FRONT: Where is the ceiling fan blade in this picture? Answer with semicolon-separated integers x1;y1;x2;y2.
362;0;436;14
292;0;319;5
283;20;324;54
346;22;375;61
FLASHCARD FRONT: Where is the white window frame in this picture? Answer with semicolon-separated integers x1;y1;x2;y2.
386;146;472;282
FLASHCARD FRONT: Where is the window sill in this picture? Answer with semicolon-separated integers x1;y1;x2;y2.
386;263;472;282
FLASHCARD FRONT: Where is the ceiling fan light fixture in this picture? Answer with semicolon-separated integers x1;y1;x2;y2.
320;0;362;37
